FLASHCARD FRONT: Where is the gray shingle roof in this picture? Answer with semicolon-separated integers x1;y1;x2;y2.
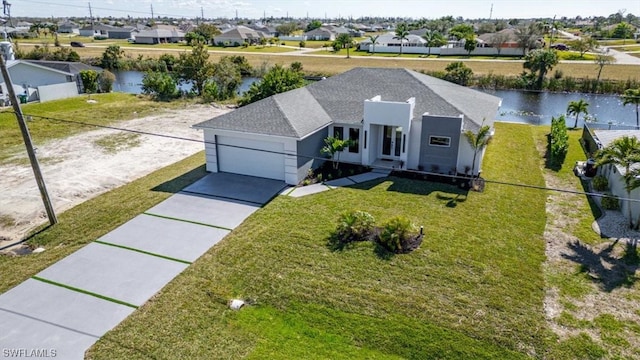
194;67;501;137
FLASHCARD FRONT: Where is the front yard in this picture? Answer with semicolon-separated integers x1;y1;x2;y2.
87;122;551;358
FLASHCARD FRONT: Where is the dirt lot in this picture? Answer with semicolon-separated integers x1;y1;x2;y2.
0;104;230;247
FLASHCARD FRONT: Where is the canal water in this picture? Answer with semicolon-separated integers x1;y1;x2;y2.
113;71;636;129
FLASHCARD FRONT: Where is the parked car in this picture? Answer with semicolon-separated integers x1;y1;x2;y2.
127;38;135;43
550;43;569;51
70;41;85;47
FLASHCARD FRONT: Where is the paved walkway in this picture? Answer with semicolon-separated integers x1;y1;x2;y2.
0;173;286;359
284;169;391;198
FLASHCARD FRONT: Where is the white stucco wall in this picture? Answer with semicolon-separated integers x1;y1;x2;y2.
362;96;414;168
600;164;640;227
38;82;78;102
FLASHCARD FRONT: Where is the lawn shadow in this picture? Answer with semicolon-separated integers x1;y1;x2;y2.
151;165;207;194
561;239;639;292
349;175;469;201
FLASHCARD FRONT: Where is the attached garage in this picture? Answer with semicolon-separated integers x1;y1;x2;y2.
216;136;285;181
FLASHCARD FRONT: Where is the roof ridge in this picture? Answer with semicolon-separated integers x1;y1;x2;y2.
272;93;301;137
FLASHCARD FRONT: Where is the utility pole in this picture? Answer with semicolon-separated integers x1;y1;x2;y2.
0;56;57;225
150;4;154;20
201;6;204;21
88;2;94;31
489;3;493;20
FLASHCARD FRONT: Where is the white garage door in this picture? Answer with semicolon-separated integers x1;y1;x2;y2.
217;136;285;180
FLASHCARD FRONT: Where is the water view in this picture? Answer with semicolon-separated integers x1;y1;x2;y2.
113;71;637;129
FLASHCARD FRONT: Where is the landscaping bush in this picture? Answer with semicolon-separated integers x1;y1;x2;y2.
334;210;375;242
601;194;620;210
592;175;609;191
549;115;569;167
378;216;417;253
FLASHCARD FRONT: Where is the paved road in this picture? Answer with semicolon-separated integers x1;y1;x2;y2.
557;30;640;65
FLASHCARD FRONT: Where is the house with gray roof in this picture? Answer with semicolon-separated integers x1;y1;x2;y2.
134;27;185;44
213;25;269;46
194;67;501;185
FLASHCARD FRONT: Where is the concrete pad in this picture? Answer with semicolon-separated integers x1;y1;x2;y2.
36;243;188;307
288;184;332;198
183;172;286;205
97;214;230;263
0;279;135;359
324;177;357;187
348;172;389;184
146;192;259;229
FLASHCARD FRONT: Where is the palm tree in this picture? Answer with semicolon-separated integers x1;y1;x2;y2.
368;34;380;54
622;88;640;129
523;48;559;90
463;121;492;182
595;136;640;228
394;23;410;57
336;33;353;59
422;30;445;57
567;99;589;128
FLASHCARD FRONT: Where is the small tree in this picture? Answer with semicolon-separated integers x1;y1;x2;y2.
463;35;477;57
394;23;410;56
422;30;446;57
523;48;559;90
321;136;352;170
239;64;304;106
141;71;179;101
368;34;380;54
594;53;616;83
335;33;353;58
567;99;589;128
444;61;473;86
463;122;492;179
174;41;215;96
98;70;115;93
622;88;640;129
100;45;124;69
79;70;99;98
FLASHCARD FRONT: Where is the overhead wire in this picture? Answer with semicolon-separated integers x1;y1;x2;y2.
16;110;640;204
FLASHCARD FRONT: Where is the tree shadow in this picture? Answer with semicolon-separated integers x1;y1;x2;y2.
436;193;467;208
151;165;207;194
579;178;604;226
561;239;639;292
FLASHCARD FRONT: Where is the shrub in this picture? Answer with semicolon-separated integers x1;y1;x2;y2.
601;194;619;210
335;210;375;242
378;216;417;252
98;70;115;93
592;175;609;191
549;115;569;166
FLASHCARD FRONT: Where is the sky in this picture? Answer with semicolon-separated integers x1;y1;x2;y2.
10;0;640;20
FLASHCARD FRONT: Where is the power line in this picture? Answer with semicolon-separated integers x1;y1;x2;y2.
23;0;198;19
17;111;640;203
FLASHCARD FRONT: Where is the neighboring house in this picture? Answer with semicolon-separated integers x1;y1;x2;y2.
359;32;426;49
107;26;137;39
589;130;640;226
134;28;185;44
304;27;336;41
194;67;501;185
25;60;103;94
477;28;520;49
78;24;116;37
213;25;268;45
0;60;78;103
58;20;80;34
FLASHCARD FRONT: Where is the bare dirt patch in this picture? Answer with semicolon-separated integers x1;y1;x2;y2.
0;104;230;247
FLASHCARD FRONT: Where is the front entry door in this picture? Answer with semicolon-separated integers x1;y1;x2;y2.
381;125;402;159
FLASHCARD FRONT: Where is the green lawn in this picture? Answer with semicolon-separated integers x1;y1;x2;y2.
85;122;552;359
0;93;194;164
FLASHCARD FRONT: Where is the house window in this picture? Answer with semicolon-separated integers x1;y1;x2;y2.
349;128;359;153
333;126;344;140
364;131;367;149
429;136;451;147
402;134;406;153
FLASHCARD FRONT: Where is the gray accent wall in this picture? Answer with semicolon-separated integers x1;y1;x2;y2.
296;126;328;181
419;115;461;173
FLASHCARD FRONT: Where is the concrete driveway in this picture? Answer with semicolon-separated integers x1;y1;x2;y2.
0;173;286;359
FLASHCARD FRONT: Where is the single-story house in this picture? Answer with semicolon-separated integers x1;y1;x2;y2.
0;60;78;103
58;20;80;34
134;28;185;44
194;67;501;185
590;130;640;227
304;27;336;41
107;26;137;39
213;25;268;46
25;60;103;94
79;24;117;37
358;32;426;50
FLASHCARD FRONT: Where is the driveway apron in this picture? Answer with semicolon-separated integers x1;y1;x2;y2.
0;173;286;359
